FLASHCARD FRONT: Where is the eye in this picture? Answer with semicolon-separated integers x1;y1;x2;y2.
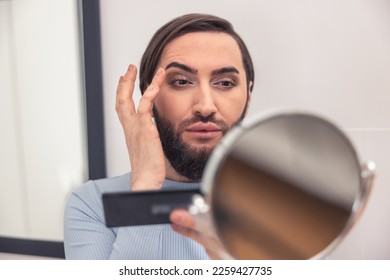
171;79;191;86
213;78;237;89
168;74;194;88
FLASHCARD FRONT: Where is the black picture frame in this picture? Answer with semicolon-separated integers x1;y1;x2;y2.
81;0;107;180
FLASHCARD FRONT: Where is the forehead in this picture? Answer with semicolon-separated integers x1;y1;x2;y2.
159;32;244;70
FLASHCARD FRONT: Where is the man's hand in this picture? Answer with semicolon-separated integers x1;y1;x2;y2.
170;209;226;259
116;64;166;191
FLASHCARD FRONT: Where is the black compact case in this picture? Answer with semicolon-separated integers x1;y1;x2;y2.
102;189;201;227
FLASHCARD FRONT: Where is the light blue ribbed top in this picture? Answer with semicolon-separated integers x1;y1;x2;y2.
64;173;209;259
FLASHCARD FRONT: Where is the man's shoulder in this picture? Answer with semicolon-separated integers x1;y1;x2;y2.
70;173;131;202
65;173;132;221
91;172;132;194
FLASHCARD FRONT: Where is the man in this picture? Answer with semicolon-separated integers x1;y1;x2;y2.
64;13;254;259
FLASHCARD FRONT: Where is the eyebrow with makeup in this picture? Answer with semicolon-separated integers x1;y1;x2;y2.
165;62;240;76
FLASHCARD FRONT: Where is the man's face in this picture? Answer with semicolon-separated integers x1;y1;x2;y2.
153;31;250;181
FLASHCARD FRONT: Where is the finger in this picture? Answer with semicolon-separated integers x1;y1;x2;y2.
171;224;204;244
137;67;165;114
170;210;199;241
171;209;223;259
170;209;196;229
116;64;138;119
171;224;220;259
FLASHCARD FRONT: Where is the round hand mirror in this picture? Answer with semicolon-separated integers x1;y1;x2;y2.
192;110;376;260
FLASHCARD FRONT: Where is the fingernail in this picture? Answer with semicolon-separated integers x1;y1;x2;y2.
119;76;123;82
128;64;134;71
155;68;163;76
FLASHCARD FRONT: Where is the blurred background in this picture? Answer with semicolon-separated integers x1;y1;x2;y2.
0;0;389;259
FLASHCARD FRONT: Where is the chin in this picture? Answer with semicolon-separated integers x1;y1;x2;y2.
189;143;216;153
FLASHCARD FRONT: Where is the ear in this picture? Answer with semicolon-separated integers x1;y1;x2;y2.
245;81;253;116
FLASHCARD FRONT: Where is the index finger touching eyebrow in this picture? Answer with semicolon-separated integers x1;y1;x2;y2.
137;68;166;114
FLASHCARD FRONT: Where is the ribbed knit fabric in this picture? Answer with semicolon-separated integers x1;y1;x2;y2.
64;173;209;259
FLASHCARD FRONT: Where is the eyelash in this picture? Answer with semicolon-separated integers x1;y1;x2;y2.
213;79;237;88
169;78;237;89
170;78;193;87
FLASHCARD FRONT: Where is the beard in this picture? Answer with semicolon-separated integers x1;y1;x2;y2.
153;106;247;182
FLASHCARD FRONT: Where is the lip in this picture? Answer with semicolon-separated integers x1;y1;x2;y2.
185;122;222;139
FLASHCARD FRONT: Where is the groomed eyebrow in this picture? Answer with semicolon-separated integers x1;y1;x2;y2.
165;62;197;74
165;62;240;77
211;67;240;76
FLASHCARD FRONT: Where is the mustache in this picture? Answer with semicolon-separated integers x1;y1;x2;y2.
178;114;230;134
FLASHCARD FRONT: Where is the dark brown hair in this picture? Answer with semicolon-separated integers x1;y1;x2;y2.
139;13;254;94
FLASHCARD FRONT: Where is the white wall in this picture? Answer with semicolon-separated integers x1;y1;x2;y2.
0;0;88;241
99;0;390;259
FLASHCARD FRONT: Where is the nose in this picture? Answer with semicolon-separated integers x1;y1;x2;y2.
192;84;217;118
